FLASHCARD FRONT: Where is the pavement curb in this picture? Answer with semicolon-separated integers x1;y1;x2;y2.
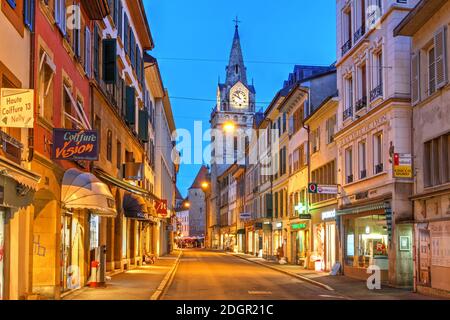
230;253;334;292
150;250;183;300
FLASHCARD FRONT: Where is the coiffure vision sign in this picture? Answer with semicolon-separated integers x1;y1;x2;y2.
52;129;99;161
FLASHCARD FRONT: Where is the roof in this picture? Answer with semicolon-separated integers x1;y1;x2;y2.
144;53;165;98
126;0;154;50
162;89;176;134
189;166;210;189
175;186;184;200
283;65;336;88
394;0;447;36
304;94;338;124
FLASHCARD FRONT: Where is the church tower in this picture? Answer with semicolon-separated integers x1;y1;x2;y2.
207;21;256;248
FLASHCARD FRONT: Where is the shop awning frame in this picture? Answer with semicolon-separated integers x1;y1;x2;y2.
93;167;160;202
0;156;41;191
61;168;117;217
337;202;389;216
123;192;150;221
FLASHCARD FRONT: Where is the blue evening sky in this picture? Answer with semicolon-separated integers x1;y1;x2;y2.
144;0;337;198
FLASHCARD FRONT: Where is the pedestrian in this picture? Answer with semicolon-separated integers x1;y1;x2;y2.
276;246;284;262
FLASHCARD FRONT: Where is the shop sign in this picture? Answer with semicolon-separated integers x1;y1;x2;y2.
299;214;312;220
393;153;412;178
322;209;336;220
0;88;34;128
156;199;168;217
309;183;338;195
52;129;99;161
240;212;251;220
291;223;307;230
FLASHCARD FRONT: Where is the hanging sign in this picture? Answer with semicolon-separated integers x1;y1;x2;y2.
309;183;338;194
52;129;99;161
393;153;412;178
240;212;251;220
0;88;34;128
156;199;168;217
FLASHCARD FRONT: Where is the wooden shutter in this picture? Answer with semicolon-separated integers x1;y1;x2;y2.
125;86;136;125
23;0;34;31
411;51;420;105
102;39;117;84
124;14;129;53
434;26;448;89
266;194;273;218
85;27;91;77
118;0;123;38
138;108;149;142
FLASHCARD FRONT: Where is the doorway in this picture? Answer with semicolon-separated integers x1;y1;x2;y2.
325;223;336;271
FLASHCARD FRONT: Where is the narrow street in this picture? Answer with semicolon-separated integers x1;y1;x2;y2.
162;249;333;300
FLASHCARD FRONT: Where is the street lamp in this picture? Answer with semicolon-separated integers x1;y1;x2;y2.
184;201;190;209
223;121;236;133
201;181;209;190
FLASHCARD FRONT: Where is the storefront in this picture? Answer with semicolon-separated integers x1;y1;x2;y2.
338;202;390;281
246;228;254;254
262;222;272;259
310;206;337;271
290;221;310;266
237;229;245;253
60;168;117;292
0;157;40;300
271;222;283;259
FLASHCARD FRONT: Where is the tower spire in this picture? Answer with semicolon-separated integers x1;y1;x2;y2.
226;18;247;86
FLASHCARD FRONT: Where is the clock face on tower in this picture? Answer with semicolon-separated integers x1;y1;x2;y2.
230;82;249;109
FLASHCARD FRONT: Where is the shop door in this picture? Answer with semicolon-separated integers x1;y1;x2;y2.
418;229;431;287
326;223;336;271
0;209;5;300
60;215;72;292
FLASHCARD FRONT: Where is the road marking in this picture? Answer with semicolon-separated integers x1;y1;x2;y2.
319;294;347;299
248;291;272;295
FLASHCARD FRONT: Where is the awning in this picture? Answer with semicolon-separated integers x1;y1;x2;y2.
337;202;388;216
93;167;160;201
61;168;117;217
0;156;41;190
123;192;150;221
237;229;245;235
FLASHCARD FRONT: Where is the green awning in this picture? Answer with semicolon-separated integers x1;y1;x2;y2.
337;202;388;216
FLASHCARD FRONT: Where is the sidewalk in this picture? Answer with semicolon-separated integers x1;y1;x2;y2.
63;251;180;300
232;253;439;300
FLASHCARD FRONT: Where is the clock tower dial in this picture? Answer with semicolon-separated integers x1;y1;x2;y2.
229;82;249;109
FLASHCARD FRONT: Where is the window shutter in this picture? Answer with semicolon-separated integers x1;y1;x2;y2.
124;14;129;53
125;86;136;125
85;27;91;77
23;0;34;31
434;26;448;89
102;39;117;84
266;194;273;218
56;0;67;35
118;0;123;38
411;51;420;105
138;109;149;142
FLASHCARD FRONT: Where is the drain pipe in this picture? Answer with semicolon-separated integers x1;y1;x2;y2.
27;13;36;163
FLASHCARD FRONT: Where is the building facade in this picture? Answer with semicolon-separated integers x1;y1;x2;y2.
335;0;417;287
395;0;450;297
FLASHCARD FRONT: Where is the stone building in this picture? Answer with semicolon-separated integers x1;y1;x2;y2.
335;0;417;287
187;165;208;238
395;0;450;297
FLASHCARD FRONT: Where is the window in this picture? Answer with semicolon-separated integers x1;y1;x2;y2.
117;140;122;170
84;27;91;76
282;113;287;133
424;133;450;187
357;63;367;111
94;116;101;149
345;147;353;183
373;132;383;174
326;115;336;143
292;105;303;134
293;148;300;171
311;128;320;153
54;0;67;35
38;51;56;122
344;76;353;120
106;130;112;162
371;50;383;101
359;140;367;179
342;6;352;55
24;0;35;31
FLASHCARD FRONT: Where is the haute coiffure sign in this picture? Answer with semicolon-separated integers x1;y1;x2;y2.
52;129;99;161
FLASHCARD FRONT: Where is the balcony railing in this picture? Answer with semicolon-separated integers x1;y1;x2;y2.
346;174;354;184
355;96;367;112
360;169;367;179
375;163;384;174
370;83;383;101
341;39;352;56
343;107;353;120
0;131;23;165
354;24;366;43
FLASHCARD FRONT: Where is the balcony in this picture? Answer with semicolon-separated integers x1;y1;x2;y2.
355;96;367;112
0;131;23;165
341;39;352;56
343;107;353;121
346;174;354;184
375;163;384;174
370;83;383;101
360;169;367;179
354;24;365;43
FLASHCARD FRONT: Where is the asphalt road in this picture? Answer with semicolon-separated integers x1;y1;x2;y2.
162;249;347;300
